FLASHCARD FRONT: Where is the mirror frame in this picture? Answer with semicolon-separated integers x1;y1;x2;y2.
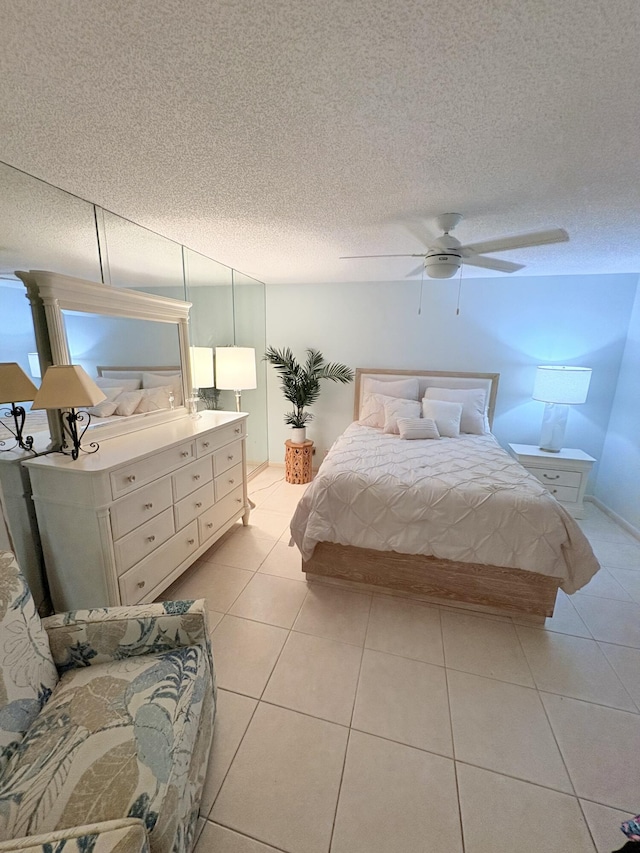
16;270;193;444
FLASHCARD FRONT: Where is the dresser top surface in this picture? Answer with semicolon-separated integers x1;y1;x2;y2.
23;411;247;474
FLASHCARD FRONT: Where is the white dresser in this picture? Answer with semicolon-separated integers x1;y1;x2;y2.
508;443;596;519
24;411;249;611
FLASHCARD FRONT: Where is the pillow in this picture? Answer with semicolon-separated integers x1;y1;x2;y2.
383;397;422;434
423;387;488;434
422;399;463;438
113;390;144;417
363;377;420;401
96;376;142;392
359;393;396;428
86;385;122;417
135;385;173;413
142;372;183;407
397;417;440;440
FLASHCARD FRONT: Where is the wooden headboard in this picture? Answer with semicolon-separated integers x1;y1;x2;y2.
96;365;181;378
353;368;500;428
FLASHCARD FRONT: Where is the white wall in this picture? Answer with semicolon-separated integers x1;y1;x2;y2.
265;274;638;482
595;278;640;530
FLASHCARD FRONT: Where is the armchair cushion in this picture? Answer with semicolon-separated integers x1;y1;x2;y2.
0;644;214;853
0;553;57;774
0;818;149;853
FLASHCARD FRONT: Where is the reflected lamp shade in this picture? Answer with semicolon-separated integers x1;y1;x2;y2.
32;365;106;410
215;347;257;413
0;362;38;404
190;347;215;389
532;366;592;453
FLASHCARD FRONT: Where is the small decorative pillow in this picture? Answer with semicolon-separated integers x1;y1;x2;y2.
359;393;400;428
113;390;144;416
423;387;488;434
397;417;440;440
95;376;142;392
421;399;463;438
363;377;420;401
86;400;118;418
383;398;422;434
142;372;183;407
136;385;173;413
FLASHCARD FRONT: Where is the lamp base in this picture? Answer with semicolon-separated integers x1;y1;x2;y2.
539;403;569;453
60;409;99;460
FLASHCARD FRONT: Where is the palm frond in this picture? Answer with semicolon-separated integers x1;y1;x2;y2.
317;363;355;383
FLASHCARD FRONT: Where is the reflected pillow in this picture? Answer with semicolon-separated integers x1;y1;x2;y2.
86;385;123;417
142;372;182;407
135;385;173;413
421;399;463;438
383;398;422;434
96;376;142;392
397;417;440;440
423;387;488;434
113;390;144;417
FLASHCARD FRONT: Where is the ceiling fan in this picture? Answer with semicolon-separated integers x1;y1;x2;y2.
340;213;569;279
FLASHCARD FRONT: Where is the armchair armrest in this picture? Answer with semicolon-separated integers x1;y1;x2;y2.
0;818;148;853
43;599;212;673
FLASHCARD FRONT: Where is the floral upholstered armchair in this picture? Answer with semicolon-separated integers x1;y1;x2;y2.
0;550;215;853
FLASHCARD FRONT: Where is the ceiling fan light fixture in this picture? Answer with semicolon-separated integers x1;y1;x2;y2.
424;252;462;279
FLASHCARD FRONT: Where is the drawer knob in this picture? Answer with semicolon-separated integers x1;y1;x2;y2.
206;522;213;529
236;498;242;504
187;538;195;545
181;451;190;458
229;478;235;484
552;488;558;494
147;535;156;542
203;441;210;448
193;474;201;481
144;502;153;510
543;474;560;480
137;580;146;589
234;427;241;434
227;455;234;461
196;501;203;508
127;474;136;483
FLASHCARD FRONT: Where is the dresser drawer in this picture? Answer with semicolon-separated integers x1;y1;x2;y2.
215;462;244;501
119;520;199;604
526;467;582;488
174;481;215;530
111;478;173;540
213;440;243;477
111;441;196;498
196;422;245;458
114;507;175;575
198;486;245;544
172;456;213;502
543;483;580;503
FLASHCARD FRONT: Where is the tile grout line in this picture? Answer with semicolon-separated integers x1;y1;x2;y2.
202;817;289;852
441;606;467;853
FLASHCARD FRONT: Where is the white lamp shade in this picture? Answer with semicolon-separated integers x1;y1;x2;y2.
0;362;38;404
532;366;592;404
27;352;41;379
32;365;107;410
190;346;215;388
215;347;257;391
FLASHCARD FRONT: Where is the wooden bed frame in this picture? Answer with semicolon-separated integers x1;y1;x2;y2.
302;368;560;618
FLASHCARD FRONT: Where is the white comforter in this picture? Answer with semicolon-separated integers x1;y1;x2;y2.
290;423;599;594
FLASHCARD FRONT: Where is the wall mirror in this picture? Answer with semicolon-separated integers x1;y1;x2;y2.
16;269;193;443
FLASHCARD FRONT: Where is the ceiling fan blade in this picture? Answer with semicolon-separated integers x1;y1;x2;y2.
406;263;426;277
460;228;569;256
402;219;439;249
463;255;525;273
339;253;426;259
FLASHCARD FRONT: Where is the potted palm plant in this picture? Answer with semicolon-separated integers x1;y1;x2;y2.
264;347;354;443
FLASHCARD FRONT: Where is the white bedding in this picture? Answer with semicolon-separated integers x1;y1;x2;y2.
290;423;600;594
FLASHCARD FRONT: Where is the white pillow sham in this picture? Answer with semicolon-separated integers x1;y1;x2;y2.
142;372;182;407
423;387;488;434
113;390;144;417
135;385;173;413
86;385;123;417
359;393;401;429
96;376;142;392
383;398;422;434
397;417;440;440
363;377;420;402
421;399;463;438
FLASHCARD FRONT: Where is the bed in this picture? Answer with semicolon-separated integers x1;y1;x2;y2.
290;368;600;618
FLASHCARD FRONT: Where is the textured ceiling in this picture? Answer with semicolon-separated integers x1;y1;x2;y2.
1;0;640;284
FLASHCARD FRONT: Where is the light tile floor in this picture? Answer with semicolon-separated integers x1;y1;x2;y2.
161;467;640;853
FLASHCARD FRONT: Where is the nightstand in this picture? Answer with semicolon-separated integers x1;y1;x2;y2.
508;444;596;519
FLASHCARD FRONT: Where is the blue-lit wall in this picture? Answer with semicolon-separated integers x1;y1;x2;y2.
265;273;639;501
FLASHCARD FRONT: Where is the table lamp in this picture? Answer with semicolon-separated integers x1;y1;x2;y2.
0;362;38;452
215;347;257;412
532;365;592;452
189;347;215;419
32;365;106;460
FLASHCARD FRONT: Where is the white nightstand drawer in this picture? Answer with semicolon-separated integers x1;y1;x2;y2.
172;456;213;502
114;507;175;574
111;441;195;498
174;481;215;530
526;467;582;488
213;440;243;477
198;486;245;544
119;520;199;604
111;478;173;540
215;463;244;501
544;484;580;502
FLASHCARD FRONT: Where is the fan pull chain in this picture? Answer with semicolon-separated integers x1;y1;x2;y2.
418;268;424;315
456;264;463;315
